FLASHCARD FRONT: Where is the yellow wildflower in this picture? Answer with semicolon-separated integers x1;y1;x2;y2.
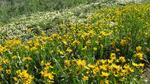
100;31;111;37
132;62;139;67
13;77;18;81
41;70;54;83
64;60;71;67
82;76;88;81
88;64;95;69
16;70;34;84
101;72;109;77
119;56;126;63
116;48;120;52
0;45;7;54
136;46;142;52
107;59;113;64
1;58;9;64
100;65;108;71
135;52;144;60
138;63;144;67
30;47;38;51
100;59;107;64
105;80;109;84
100;80;104;84
22;57;32;61
66;47;72;53
76;59;86;68
6;69;11;74
62;39;67;45
120;39;128;46
93;66;99;75
57;50;64;55
110;64;121;71
72;40;80;46
5;39;21;48
110;53;116;60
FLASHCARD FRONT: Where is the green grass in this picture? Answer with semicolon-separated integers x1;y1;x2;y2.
143;0;150;3
0;0;100;24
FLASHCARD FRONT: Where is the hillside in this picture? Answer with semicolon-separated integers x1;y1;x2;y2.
0;0;150;84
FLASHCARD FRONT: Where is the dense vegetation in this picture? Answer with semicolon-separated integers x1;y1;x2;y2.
0;0;100;23
0;0;150;84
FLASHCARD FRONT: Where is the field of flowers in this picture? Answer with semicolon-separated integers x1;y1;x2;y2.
0;2;150;84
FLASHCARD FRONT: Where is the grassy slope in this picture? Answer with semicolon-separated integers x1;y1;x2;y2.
0;0;100;24
0;0;150;83
0;0;113;40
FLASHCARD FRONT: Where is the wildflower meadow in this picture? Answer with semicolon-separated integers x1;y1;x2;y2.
0;0;150;84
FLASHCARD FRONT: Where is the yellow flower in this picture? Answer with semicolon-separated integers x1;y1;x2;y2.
124;64;134;73
116;48;120;52
22;57;32;61
62;39;67;45
88;64;95;69
41;60;45;66
138;63;144;67
86;40;91;45
45;62;52;67
135;52;143;60
82;76;88;81
1;58;9;64
100;31;111;37
120;70;126;76
100;65;108;71
13;77;18;81
110;53;116;60
72;40;80;46
100;80;104;84
6;69;11;74
107;59;112;64
120;39;128;46
64;60;71;67
136;46;142;52
93;66;100;75
119;56;126;63
5;39;21;48
41;70;54;83
101;72;109;77
66;47;72;53
0;45;7;54
51;33;60;39
30;47;38;51
132;62;144;68
110;64;121;71
76;59;86;68
128;67;134;73
16;70;34;84
105;80;109;84
99;59;107;64
57;50;64;55
132;62;138;67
